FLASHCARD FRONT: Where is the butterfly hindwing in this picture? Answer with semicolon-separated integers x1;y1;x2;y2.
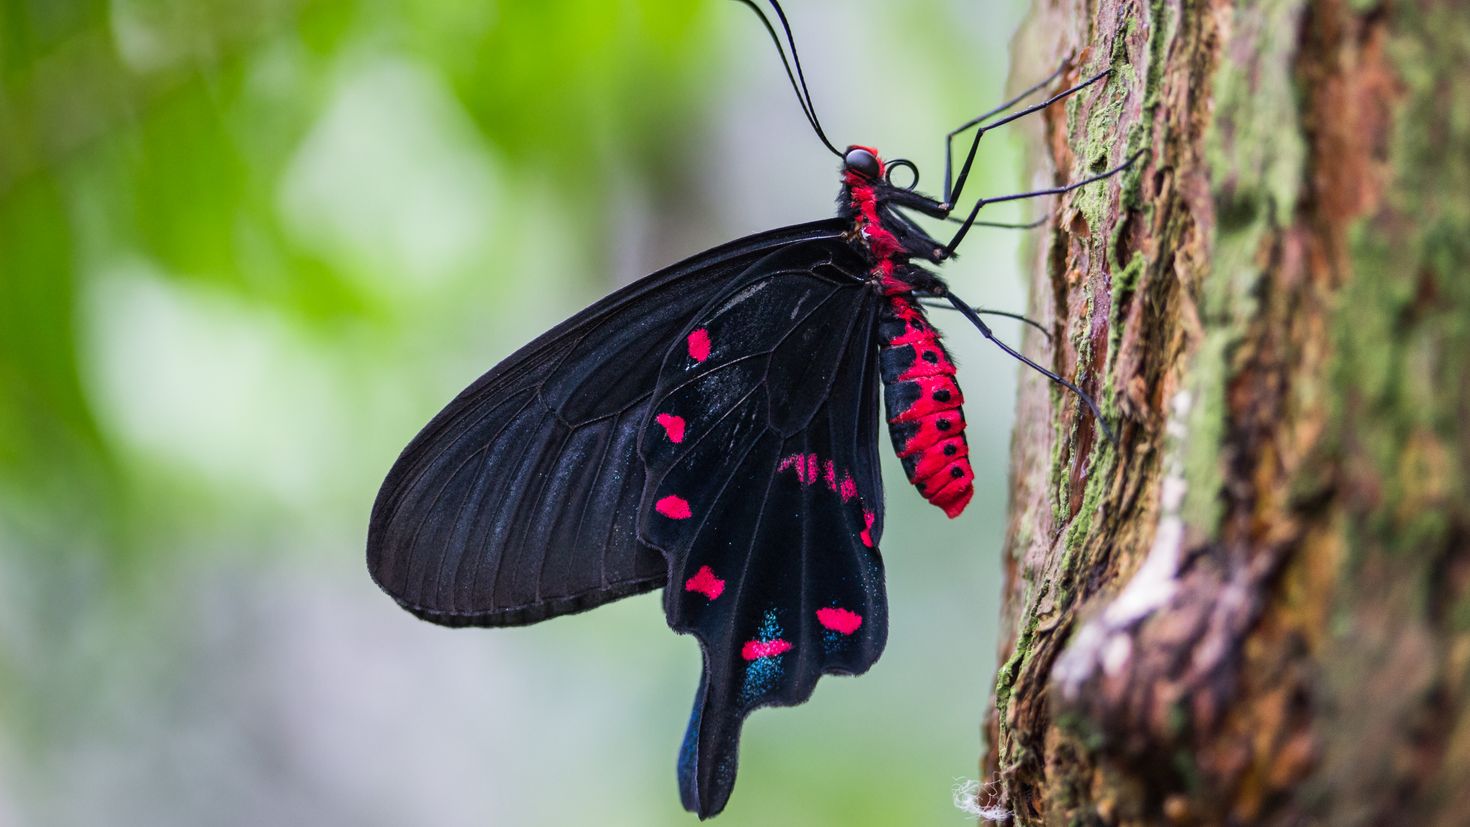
636;239;888;817
367;220;846;627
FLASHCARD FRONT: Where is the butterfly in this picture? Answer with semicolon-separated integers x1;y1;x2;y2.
367;0;1131;818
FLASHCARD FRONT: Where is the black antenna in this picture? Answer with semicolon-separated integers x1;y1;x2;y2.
731;0;842;158
944;290;1117;447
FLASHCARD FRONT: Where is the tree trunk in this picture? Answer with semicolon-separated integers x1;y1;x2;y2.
980;0;1470;824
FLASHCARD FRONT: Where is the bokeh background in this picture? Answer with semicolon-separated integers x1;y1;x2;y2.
1;0;1040;823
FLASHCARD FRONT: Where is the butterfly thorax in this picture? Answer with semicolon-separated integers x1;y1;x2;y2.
840;161;910;295
837;145;975;518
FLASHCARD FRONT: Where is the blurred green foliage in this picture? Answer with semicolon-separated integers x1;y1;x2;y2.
1;0;713;545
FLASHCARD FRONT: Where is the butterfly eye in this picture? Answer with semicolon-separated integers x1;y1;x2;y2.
843;147;880;178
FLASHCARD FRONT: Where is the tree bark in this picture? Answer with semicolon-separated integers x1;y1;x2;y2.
980;0;1470;824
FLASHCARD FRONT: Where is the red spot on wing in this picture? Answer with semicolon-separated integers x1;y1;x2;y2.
776;453;871;534
816;607;863;635
655;413;685;443
684;565;725;600
687;328;711;362
741;639;793;661
777;452;822;485
655;495;692;520
777;455;796;481
860;510;876;548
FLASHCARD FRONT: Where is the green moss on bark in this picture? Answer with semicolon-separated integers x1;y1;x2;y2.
991;0;1470;823
1326;1;1470;561
1184;0;1308;534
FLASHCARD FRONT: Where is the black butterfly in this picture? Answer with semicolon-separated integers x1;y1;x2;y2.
367;0;1131;818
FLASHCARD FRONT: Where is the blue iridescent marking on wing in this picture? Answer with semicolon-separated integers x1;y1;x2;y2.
740;609;786;703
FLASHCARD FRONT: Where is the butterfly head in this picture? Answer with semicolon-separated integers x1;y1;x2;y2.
843;146;884;180
842;145;922;194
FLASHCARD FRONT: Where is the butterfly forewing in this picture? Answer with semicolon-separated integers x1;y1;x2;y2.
367;220;845;627
636;240;888;816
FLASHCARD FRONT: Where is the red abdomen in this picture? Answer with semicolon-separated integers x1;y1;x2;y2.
878;296;973;517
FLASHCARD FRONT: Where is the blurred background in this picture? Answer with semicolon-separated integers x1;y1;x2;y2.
0;0;1039;823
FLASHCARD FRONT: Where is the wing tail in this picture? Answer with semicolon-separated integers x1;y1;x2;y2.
638;241;888;816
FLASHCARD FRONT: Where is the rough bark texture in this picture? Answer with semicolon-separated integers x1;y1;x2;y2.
980;0;1470;824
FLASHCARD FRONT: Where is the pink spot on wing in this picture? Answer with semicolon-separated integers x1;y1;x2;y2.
741;639;793;661
655;413;685;443
860;510;876;548
687;328;710;362
778;454;863;504
778;452;822;484
655;495;692;520
816;607;863;635
684;565;725;600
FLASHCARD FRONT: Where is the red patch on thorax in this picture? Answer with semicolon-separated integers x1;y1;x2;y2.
844;151;909;294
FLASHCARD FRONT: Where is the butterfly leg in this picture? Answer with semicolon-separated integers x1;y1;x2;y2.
918;300;1052;342
943;67;1112;211
939;214;1048;231
882;190;1049;230
944;290;1117;447
938;151;1143;258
